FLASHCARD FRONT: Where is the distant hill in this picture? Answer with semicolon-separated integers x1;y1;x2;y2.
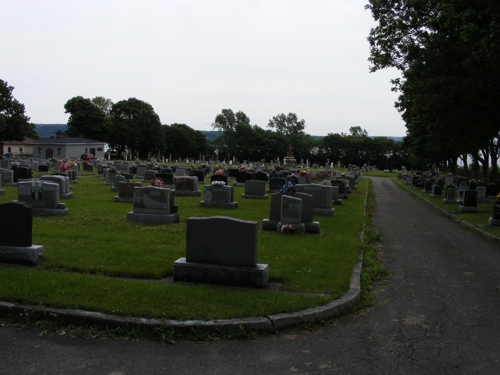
35;124;68;138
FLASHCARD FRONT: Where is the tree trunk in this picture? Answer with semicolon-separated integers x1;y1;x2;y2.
481;149;489;180
460;154;469;178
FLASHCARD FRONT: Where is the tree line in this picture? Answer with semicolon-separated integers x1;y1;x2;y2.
1;80;408;169
366;0;500;180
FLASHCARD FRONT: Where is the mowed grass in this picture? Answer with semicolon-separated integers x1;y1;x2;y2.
0;172;368;320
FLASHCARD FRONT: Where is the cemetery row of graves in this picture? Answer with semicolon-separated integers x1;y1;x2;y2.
0;158;369;321
396;170;500;237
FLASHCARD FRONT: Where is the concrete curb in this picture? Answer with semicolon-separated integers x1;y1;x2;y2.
0;189;368;334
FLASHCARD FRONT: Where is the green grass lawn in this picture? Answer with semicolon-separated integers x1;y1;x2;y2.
0;172;368;321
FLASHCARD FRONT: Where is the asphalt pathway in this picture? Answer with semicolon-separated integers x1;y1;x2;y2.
1;177;499;374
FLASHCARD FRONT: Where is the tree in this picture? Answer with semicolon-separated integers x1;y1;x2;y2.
267;113;305;137
110;98;164;159
0;79;38;143
366;0;500;176
163;123;207;161
64;96;110;141
211;109;250;133
91;96;113;116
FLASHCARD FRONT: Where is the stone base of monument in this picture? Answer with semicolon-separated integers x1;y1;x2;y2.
276;222;306;235
173;258;268;288
32;203;68;216
60;192;73;199
103;182;113;186
232;183;246;187
333;199;342;205
199;201;238;209
422;189;432;194
479;198;490;203
113;196;134;203
0;245;44;265
262;219;320;234
2;182;17;187
174;190;201;196
241;194;268;200
0;189;4;195
70;180;78;184
488;217;500;226
430;194;443;198
459;205;479;213
266;189;280;193
126;212;180;224
313;208;334;216
110;186;119;192
443;198;457;204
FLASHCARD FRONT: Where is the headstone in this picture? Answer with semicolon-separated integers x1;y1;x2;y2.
0;169;15;186
111;174;126;192
156;173;174;185
443;186;457;204
174;176;200;196
430;185;443;198
241;180;267;199
40;175;73;198
295;184;334;216
135;164;148;177
277;195;306;235
267;177;287;193
262;192;319;233
200;185;238;208
38;165;50;173
126;186;179;224
189;169;205;182
114;181;142;202
477;186;489;203
489;201;500;226
459;190;479;212
83;162;94;172
143;170;157;182
253;172;268;182
17;181;67;215
104;170;117;185
173;216;268;287
175;168;186;177
17;166;32;180
210;174;229;184
0;201;44;264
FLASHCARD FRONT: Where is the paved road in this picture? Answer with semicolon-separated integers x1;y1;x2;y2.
1;177;500;374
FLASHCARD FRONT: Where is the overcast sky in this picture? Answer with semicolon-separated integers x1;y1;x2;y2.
1;0;405;137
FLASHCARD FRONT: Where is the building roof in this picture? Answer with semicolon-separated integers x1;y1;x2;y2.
32;137;105;145
2;138;37;145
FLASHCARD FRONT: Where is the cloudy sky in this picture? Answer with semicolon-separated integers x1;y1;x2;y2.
1;0;405;137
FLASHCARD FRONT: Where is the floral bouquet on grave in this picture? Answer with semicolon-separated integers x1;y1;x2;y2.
256;169;263;173
10;162;20;169
150;178;165;187
211;180;226;186
496;193;500;202
239;166;247;173
300;169;308;175
59;162;69;171
108;165;118;173
279;181;296;193
280;224;295;234
215;169;224;175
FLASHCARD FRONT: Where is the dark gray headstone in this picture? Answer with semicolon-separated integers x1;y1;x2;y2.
0;202;32;247
186;216;257;267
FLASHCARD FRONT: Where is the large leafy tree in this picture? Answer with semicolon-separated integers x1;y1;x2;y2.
109;98;164;159
64;96;110;141
366;0;500;176
0;79;38;143
163;123;207;161
267;113;305;138
211;109;252;161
